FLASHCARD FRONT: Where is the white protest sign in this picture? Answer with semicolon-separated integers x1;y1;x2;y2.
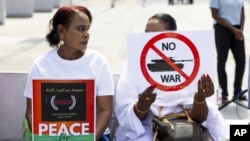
126;30;216;102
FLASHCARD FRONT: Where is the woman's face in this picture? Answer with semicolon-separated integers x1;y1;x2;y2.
62;11;90;53
145;18;166;32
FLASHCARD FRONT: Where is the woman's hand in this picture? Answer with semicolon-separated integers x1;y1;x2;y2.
195;74;214;102
137;85;157;111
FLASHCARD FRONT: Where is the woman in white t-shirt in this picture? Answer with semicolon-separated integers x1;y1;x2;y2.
24;5;114;141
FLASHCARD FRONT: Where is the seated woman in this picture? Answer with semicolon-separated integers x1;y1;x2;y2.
114;13;227;141
24;5;114;141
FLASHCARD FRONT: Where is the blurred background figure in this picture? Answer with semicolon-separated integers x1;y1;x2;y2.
168;0;193;5
209;0;246;103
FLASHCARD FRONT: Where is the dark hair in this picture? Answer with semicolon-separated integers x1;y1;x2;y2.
46;5;92;47
148;13;177;30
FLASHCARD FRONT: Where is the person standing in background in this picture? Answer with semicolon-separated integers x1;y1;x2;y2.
209;0;246;103
168;0;175;5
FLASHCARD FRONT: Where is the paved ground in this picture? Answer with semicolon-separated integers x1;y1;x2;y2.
0;0;250;139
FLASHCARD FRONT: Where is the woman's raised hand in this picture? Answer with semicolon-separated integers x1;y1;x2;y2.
195;74;214;101
137;85;157;111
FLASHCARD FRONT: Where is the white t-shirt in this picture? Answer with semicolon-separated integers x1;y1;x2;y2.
24;48;114;98
209;0;243;25
24;48;114;135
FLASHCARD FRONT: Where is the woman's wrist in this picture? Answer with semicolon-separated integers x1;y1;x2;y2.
134;103;149;114
194;92;206;103
193;98;206;104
